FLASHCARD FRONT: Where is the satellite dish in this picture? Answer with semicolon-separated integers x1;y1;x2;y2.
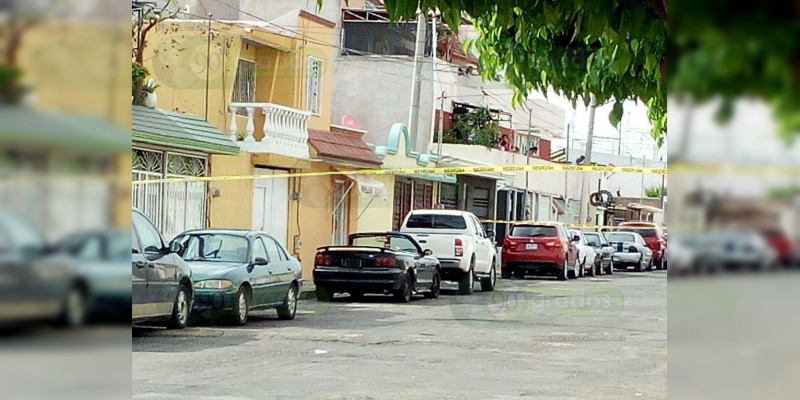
341;114;363;130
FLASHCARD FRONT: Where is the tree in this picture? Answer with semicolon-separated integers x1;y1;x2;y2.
669;1;800;138
444;106;501;148
368;0;667;146
132;0;180;105
644;184;666;198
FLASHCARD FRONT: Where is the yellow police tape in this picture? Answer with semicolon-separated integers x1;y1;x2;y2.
131;163;668;185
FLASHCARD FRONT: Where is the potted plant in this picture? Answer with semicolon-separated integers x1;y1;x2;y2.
141;79;160;108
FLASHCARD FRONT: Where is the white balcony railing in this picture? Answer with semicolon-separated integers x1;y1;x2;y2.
228;102;311;160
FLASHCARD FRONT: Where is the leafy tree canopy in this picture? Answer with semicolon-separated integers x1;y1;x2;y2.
370;0;667;146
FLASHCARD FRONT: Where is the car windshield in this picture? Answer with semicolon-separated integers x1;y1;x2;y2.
351;234;419;254
607;233;636;243
510;225;558;237
175;233;250;263
618;227;658;237
58;231;131;261
583;233;602;246
405;214;467;229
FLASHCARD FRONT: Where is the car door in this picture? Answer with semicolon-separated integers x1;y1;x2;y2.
562;226;578;264
132;211;178;316
247;237;274;307
262;236;293;304
470;216;492;273
131;225;149;318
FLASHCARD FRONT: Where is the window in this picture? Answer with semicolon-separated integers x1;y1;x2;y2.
175;234;250;263
472;216;487;237
510;225;558;237
438;183;458;209
470;187;491;218
232;59;256;115
583;233;603;246
618;227;658;237
253;238;268;261
405;214;468;229
606;233;636;243
132;226;140;252
306;57;323;115
132;211;164;254
262;237;285;262
332;180;350;245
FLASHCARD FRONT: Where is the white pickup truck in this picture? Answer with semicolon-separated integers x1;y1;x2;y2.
399;210;497;295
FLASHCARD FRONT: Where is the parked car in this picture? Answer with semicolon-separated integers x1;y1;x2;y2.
582;231;614;275
568;230;596;277
400;210;497;295
500;222;579;281
44;229;132;321
0;210;117;328
172;229;301;325
616;222;667;269
666;233;712;276
312;232;441;302
132;208;193;329
705;230;778;271
760;227;793;266
604;231;653;272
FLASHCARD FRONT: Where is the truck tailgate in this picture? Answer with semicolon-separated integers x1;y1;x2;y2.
403;230;464;259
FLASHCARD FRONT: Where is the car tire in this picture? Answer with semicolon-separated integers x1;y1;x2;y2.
568;258;580;279
229;286;250;326
277;284;298;320
424;272;441;299
348;291;364;301
394;273;414;303
480;259;496;292
315;286;333;302
166;284;191;329
586;259;596;277
501;268;512;279
458;264;475;295
606;260;614;275
57;284;88;328
514;269;526;279
646;258;654;272
556;259;568;281
634;258;644;272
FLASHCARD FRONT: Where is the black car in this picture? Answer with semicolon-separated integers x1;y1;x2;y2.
582;231;614;275
132;208;193;329
312;232;441;302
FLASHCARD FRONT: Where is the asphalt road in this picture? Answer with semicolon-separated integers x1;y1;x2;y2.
133;270;667;400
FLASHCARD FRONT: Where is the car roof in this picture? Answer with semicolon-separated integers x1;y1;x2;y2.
407;209;472;216
512;221;564;227
177;228;265;237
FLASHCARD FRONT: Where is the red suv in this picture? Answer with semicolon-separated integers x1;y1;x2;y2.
616;222;667;269
501;223;578;281
761;228;792;265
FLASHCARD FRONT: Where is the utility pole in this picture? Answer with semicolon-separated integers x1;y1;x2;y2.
526;106;533;218
579;94;597;224
429;13;439;151
407;12;426;149
437;91;445;159
617;113;623;155
204;13;212;121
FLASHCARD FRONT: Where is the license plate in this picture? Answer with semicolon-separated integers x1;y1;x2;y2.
343;259;362;268
525;243;538;250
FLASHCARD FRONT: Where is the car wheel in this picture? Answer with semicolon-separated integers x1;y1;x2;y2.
634;258;644;272
277;284;298;320
557;259;568;281
348;291;364;301
568;258;580;279
501;267;512;279
57;285;87;328
646;258;654;272
514;269;526;279
229;287;250;326
481;259;496;292
315;286;333;302
167;284;191;329
394;273;414;303
586;259;595;277
424;272;441;299
606;260;614;275
458;261;475;295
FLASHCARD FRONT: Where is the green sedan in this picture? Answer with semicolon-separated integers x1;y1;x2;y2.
171;229;302;325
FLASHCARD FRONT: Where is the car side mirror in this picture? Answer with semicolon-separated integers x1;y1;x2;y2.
485;229;495;239
144;245;162;255
572;235;581;242
169;241;183;254
253;257;269;266
423;249;433;256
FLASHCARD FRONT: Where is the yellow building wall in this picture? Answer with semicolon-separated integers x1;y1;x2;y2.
353;175;395;233
294;162;336;280
208;152;253;229
294;17;337;131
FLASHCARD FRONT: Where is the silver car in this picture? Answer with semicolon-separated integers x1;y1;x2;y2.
604;231;653;272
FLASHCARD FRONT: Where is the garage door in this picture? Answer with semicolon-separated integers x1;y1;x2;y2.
252;168;290;248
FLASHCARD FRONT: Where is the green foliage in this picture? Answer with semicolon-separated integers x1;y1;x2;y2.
444;106;501;148
669;1;800;138
644;184;666;198
371;0;667;144
767;186;800;201
132;63;149;93
0;63;24;104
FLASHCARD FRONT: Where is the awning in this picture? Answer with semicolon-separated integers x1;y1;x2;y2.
132;105;240;155
628;203;663;214
308;128;382;166
552;197;567;215
0;106;129;153
398;172;457;184
346;174;386;197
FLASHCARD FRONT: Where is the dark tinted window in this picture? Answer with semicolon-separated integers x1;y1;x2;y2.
405;214;468;229
607;232;636;243
583;233;602;246
510;225;558;237
618;227;657;237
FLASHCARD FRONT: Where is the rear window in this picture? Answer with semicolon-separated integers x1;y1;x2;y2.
607;232;636;243
617;227;658;237
405;214;468;229
510;225;558;237
583;233;603;246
